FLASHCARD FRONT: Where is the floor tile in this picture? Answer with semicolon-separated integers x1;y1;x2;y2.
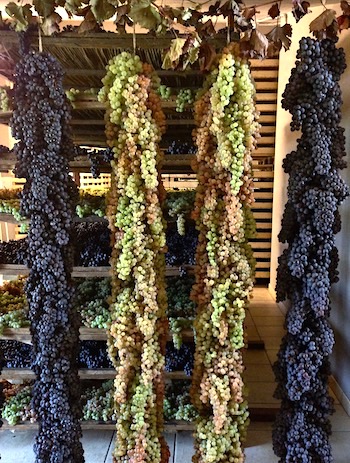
243;350;270;365
244;364;275;382
257;326;286;339
174;432;194;463
0;430;35;463
245;431;279;463
331;405;350;431
263;336;284;349
331;432;350;462
253;316;285;327
248;382;279;404
82;430;114;463
247;325;261;340
249;305;284;317
266;349;279;365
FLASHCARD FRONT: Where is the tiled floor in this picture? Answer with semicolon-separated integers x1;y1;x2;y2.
1;288;349;462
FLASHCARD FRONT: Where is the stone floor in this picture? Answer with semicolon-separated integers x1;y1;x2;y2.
1;288;350;462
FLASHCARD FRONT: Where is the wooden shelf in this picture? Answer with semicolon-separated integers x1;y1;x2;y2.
0;264;194;277
0;213;108;224
0;327;194;343
0;420;195;432
0;368;189;381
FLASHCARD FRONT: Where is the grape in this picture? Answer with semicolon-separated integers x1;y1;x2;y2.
0;277;28;333
273;38;349;463
164;190;195;235
164;381;197;421
165;222;198;266
158;84;171;100
75;146;114;179
74;222;111;266
100;52;169;462
175;88;194;112
191;44;258;463
0;87;11;111
165;342;194;376
2;384;35;425
165;138;197;155
78;341;113;369
10;50;83;462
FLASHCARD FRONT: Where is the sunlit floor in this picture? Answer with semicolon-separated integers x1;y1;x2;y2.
1;288;350;463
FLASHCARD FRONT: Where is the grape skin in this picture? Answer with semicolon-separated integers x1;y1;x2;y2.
10;51;84;463
191;45;258;463
273;38;349;463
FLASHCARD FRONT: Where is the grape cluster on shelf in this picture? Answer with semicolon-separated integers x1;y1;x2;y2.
78;341;112;369
165;139;197;155
0;87;10;111
164;190;195;235
0;340;32;368
166;275;196;348
76;189;106;218
0;238;28;264
99;52;169;463
191;44;259;463
175;89;194;112
165;222;198;265
158;84;172;100
82;380;116;422
164;380;197;422
0;278;28;333
75;278;111;329
74;222;111;266
75;146;114;178
2;383;35;425
165;342;194;376
10;51;83;462
273;38;349;463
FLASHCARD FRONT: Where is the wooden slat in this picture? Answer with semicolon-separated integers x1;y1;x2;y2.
251;242;272;250
251;70;278;79
251;201;273;209
255;81;278;90
250;59;279;68
255;93;278;102
253;251;271;259
0;264;195;277
254;181;274;189
254;191;273;199
255;270;270;279
255;261;271;269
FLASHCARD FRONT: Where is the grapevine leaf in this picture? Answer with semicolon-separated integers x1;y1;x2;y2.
5;3;34;31
41;12;62;34
197;19;216;37
129;0;161;30
77;8;100;32
114;4;132;32
90;0;116;22
182;33;201;68
338;14;350;30
292;0;310;22
310;9;336;30
198;42;216;71
208;0;221;15
162;38;186;69
33;0;55;18
266;24;292;51
243;7;256;20
268;3;280;19
250;29;269;59
341;0;350;14
64;0;84;16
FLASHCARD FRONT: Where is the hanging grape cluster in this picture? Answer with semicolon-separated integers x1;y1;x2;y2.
190;44;259;463
10;51;84;462
273;38;349;463
99;52;169;463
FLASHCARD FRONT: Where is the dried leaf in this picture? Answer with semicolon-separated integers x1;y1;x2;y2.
77;8;100;32
250;29;269;59
341;0;350;14
182;33;201;68
243;6;256;20
266;23;292;51
64;0;84;16
338;14;350;30
41;12;62;34
199;42;216;71
198;19;216;37
33;0;55;18
162;37;186;69
129;0;161;30
5;3;33;31
90;0;116;22
268;3;280;19
309;9;337;32
292;0;310;22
